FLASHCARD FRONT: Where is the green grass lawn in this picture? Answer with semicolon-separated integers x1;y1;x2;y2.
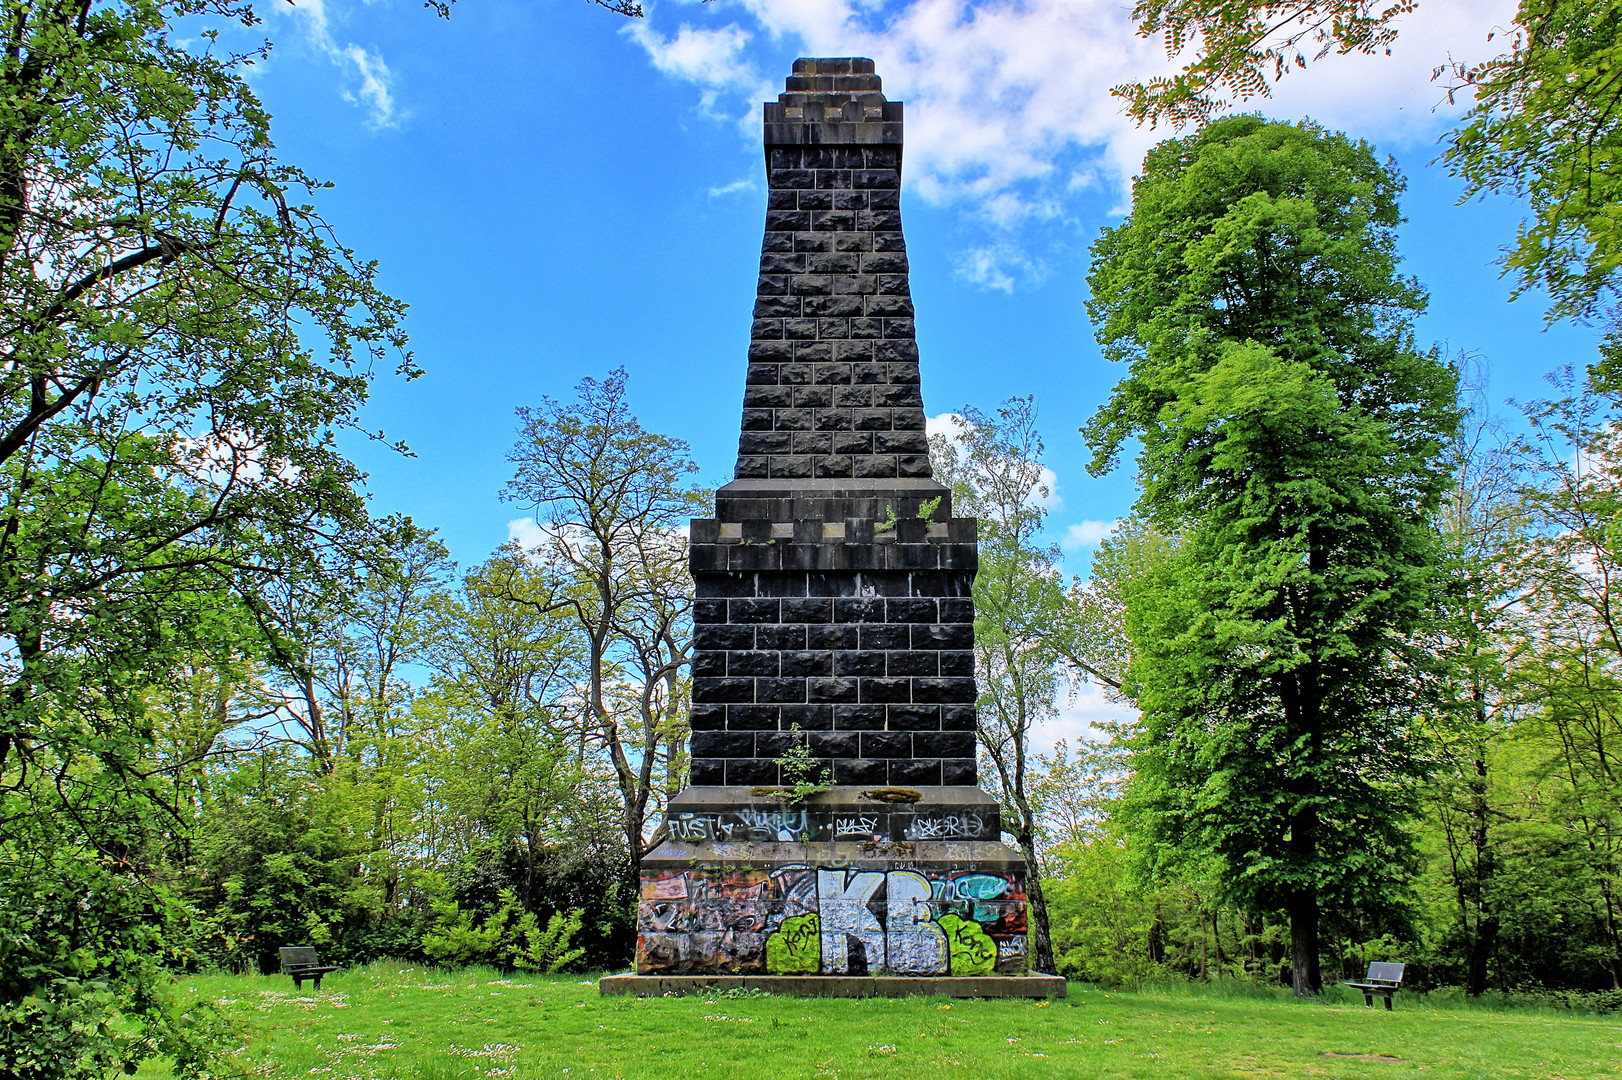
142;962;1619;1080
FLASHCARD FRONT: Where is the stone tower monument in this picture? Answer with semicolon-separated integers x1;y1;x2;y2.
601;58;1063;997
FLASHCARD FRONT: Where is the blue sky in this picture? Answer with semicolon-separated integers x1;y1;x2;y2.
234;0;1596;742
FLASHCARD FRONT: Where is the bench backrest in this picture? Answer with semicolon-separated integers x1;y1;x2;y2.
279;946;320;969
1364;961;1405;985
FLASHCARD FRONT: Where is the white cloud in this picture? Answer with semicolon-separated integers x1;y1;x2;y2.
1030;679;1134;758
271;0;401;127
926;410;965;441
625;0;1520;287
624;21;766;113
1245;0;1519;145
507;516;548;551
1061;519;1118;552
340;43;397;127
708;176;758;198
1035;465;1061;512
954;242;1048;293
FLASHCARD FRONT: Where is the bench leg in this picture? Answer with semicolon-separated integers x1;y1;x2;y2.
1363;993;1372;1007
1383;994;1392;1012
313;974;324;991
293;977;303;991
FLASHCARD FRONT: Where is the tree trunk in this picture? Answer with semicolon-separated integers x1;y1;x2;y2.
1015;830;1057;974
1287;890;1321;997
1465;734;1497;997
1466;915;1498;997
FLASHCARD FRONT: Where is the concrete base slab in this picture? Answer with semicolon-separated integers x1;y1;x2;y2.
599;973;1066;999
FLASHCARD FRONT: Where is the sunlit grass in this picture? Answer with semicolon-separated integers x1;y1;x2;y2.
140;960;1619;1079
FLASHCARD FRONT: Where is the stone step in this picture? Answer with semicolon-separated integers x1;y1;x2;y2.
600;973;1067;998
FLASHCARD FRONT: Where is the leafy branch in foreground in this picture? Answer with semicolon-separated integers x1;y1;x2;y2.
1116;1;1416;128
1441;2;1622;366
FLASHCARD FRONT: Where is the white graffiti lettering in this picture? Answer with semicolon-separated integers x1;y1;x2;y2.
884;871;948;974
904;814;984;840
834;815;879;837
816;869;885;974
668;810;822;842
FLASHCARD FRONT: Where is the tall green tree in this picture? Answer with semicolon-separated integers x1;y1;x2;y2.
1087;116;1458;996
1119;2;1622;392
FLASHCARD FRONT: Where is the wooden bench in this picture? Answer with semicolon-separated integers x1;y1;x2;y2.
278;946;340;991
1344;961;1405;1010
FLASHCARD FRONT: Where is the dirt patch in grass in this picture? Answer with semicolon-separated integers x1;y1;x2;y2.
1322;1052;1402;1061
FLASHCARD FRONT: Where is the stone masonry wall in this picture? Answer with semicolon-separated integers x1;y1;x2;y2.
688;521;981;787
687;570;979;787
629;59;1036;985
687;58;982;791
739;63;924;483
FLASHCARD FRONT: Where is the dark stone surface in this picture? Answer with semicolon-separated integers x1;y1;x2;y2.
734;104;924;481
689;55;982;796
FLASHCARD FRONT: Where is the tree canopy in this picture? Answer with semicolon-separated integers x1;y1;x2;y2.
0;1;414;1073
1086;116;1458;996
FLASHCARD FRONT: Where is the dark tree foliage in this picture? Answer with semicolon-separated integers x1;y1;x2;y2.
449;839;636;973
1086;116;1458;997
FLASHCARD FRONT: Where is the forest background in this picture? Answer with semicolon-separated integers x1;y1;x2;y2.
6;1;1622;1079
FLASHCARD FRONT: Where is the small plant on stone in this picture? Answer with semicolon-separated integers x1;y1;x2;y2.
769;724;830;803
917;495;942;520
875;504;899;533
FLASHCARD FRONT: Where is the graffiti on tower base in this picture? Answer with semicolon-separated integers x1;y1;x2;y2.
636;864;1027;976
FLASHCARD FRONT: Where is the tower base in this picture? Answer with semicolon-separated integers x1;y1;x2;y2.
599;972;1066;998
634;786;1033;979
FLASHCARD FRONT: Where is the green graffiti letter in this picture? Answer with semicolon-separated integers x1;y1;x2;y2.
766;913;821;974
938;914;997;976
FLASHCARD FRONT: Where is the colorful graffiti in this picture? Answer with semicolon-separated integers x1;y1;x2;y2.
764;913;820;973
636;864;1027;976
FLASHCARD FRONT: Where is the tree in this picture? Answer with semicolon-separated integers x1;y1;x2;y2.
930;397;1068;975
1119;2;1622;395
498;369;705;879
1054;517;1178;694
1116;1;1416;127
1087;116;1458;996
1506;374;1622;987
1443;2;1622;359
0;0;426;1071
1419;369;1534;996
415;551;634;970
